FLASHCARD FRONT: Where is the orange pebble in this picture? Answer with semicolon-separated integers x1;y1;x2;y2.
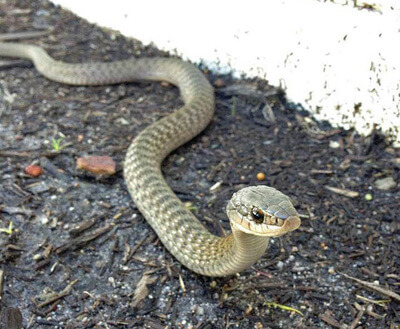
25;164;44;177
256;172;266;181
320;242;329;250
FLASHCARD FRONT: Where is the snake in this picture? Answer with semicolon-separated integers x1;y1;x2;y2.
0;41;301;277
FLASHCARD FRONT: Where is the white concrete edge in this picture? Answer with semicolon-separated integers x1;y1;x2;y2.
50;0;400;146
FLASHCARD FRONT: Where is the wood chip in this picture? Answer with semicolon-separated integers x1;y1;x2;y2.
131;272;157;308
179;274;186;292
320;310;341;328
311;169;333;175
349;304;365;329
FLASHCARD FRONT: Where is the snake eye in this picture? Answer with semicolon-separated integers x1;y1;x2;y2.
251;207;264;223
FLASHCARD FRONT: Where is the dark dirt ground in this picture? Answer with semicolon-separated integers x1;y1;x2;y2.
0;1;399;328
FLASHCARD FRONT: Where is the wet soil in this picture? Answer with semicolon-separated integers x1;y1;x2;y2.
0;1;399;328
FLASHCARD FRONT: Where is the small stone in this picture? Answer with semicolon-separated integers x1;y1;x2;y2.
329;140;340;149
24;164;44;177
255;322;263;329
191;304;205;316
197;306;204;316
108;276;116;287
50;217;58;228
214;78;225;88
33;254;42;260
374;177;396;190
320;242;329;250
40;216;49;225
115;117;129;125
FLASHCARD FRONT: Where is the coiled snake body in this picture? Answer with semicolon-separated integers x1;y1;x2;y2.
0;41;300;276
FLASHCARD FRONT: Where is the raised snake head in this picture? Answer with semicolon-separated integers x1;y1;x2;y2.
226;185;301;237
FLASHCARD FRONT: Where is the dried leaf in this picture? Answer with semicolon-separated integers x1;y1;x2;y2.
131;272;157;308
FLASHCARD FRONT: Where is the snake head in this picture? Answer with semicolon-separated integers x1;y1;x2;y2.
226;186;301;237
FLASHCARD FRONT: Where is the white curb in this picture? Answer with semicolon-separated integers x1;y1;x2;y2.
51;0;400;146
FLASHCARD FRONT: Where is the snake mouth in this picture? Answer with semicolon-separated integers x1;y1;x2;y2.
231;214;301;237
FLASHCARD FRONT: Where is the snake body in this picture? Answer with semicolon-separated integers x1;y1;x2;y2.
0;42;300;276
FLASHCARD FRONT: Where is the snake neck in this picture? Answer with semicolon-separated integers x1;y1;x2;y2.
182;229;270;277
218;229;270;276
155;224;271;277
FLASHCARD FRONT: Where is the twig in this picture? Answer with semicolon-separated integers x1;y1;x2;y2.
324;186;359;198
354;302;385;319
349;305;365;329
0;149;69;158
69;217;98;236
0;269;4;297
0;206;34;217
36;279;78;309
341;272;400;302
123;236;146;264
0;29;53;41
320;310;341;328
311;169;333;175
356;294;389;308
55;224;112;254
